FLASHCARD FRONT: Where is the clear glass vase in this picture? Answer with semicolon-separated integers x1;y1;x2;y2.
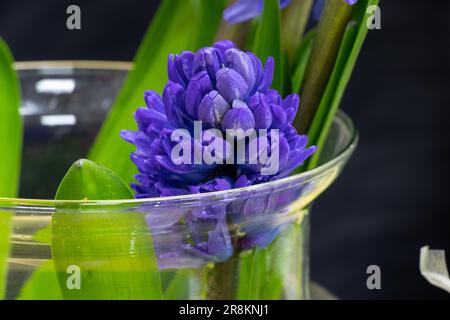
0;62;357;300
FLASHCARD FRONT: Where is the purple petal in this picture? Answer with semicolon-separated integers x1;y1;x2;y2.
248;93;272;129
216;67;249;103
185;71;213;118
144;90;165;114
280;0;292;9
270;103;287;129
132;107;152;132
168;52;195;87
276;145;317;178
189;177;233;194
246;52;264;94
225;48;258;90
221;101;255;131
223;0;262;24
234;174;252;188
257;57;275;91
223;0;293;24
283;93;300;124
213;40;236;54
193;47;223;82
206;218;233;261
162;81;186;128
198;90;231;127
264;89;282;105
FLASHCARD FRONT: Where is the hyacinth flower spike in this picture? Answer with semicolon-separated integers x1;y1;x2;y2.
122;40;316;267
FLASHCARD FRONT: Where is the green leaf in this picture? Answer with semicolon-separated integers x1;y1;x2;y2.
163;270;205;300
17;261;62;300
262;221;306;300
88;0;224;184
54;159;133;200
306;0;379;170
237;215;309;300
195;0;226;49
0;37;22;300
237;249;266;300
291;29;316;94
51;159;163;299
252;0;283;93
33;224;52;245
0;38;21;198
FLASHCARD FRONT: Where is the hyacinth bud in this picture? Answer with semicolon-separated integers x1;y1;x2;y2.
185;71;213;117
248;93;272;129
192;47;223;82
198;90;230;128
221;100;255;132
168;52;195;88
282;93;300;124
226;48;258;90
162;81;186;128
270;103;288;130
216;67;249;103
144;90;165;114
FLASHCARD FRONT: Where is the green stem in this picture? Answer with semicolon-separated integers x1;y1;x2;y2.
215;20;251;48
215;0;251;48
281;0;313;63
206;252;239;300
294;0;353;134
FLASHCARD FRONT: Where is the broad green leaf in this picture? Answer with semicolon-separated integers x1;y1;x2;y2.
291;29;316;94
0;38;22;300
54;159;133;200
17;261;62;300
306;0;379;170
0;38;21;198
52;159;163;299
88;0;225;184
252;0;283;93
195;0;226;49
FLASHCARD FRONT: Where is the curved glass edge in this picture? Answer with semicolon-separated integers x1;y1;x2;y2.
0;62;358;209
14;60;133;71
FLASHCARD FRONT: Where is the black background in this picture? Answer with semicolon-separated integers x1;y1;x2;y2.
1;0;449;299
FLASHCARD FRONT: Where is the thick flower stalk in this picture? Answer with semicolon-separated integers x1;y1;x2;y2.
313;0;358;20
122;40;316;267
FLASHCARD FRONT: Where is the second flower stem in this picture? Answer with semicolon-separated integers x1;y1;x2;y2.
206;252;239;300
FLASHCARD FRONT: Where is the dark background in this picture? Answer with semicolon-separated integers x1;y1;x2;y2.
1;0;449;299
